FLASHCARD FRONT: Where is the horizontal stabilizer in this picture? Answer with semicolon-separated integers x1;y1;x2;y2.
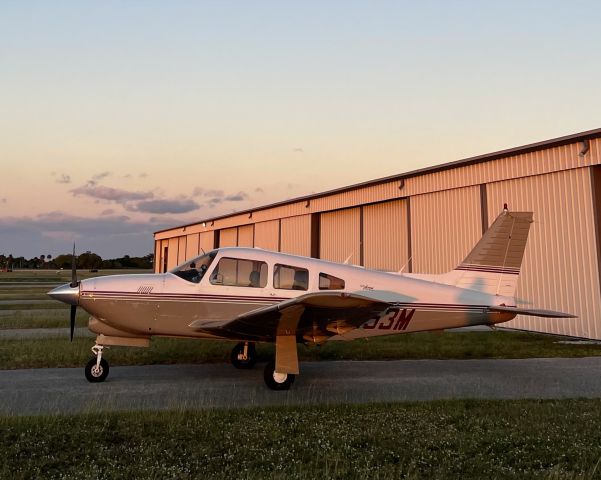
489;306;576;318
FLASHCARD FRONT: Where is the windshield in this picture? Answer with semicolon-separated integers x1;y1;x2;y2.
170;251;217;283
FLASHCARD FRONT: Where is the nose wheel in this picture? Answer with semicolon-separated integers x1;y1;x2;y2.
85;344;110;382
231;342;257;369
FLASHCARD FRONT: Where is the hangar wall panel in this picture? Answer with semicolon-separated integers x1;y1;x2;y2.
167;238;179;271
254;220;280;251
219;228;238;247
199;232;215;253
238;225;254;247
154;241;161;273
363;200;409;272
486;167;601;339
159;240;169;273
320;208;361;265
411;186;482;274
186;234;199;260
280;215;312;256
177;237;187;265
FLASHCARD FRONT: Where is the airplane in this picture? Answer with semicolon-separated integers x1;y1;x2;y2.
48;207;575;390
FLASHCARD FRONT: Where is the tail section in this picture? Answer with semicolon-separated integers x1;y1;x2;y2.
451;209;533;297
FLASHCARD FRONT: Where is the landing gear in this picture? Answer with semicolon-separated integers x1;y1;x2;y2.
263;360;295;391
231;342;257;369
85;344;109;383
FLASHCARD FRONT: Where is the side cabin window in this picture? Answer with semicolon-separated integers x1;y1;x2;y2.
210;257;268;288
274;264;309;291
319;273;345;290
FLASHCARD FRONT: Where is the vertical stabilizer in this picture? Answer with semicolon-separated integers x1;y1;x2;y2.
451;210;533;297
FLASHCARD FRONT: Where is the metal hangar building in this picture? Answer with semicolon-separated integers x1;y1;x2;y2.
154;128;601;340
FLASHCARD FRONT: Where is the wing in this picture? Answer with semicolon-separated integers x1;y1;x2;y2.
188;292;393;342
488;305;577;318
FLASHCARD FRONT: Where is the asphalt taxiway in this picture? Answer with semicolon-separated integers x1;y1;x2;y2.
1;357;601;415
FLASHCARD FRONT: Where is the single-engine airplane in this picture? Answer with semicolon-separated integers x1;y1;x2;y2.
48;208;575;390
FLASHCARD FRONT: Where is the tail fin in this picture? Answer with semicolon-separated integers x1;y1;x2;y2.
451;209;533;297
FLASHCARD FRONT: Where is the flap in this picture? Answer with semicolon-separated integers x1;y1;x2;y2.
489;305;577;318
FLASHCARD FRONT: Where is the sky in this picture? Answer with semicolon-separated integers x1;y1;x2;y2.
1;1;600;258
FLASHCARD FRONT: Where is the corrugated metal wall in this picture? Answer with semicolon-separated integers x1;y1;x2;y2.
254;220;280;251
363;199;409;272
238;225;254;247
280;215;312;256
219;228;238;247
411;186;482;273
320;208;361;264
486;167;601;339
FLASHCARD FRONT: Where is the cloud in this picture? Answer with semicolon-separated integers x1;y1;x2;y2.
55;173;71;184
224;192;249;202
101;209;116;215
91;171;111;181
193;187;225;198
0;198;6;204
139;172;148;178
293;147;304;153
0;211;173;257
255;187;264;193
71;184;154;203
128;198;200;214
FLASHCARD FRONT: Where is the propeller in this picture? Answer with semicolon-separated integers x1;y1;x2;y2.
69;244;78;341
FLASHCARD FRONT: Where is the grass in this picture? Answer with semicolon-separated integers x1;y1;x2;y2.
1;399;601;479
1;331;601;370
0;309;89;329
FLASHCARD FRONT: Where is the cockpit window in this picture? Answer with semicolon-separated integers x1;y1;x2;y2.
210;257;268;288
319;273;345;290
170;251;216;283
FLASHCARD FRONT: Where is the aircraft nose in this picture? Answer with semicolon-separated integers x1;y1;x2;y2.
48;283;80;306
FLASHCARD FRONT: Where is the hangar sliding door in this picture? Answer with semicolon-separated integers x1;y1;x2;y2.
167;237;179;271
199;231;215;253
186;234;200;260
238;225;254;247
363;200;409;272
219;228;238;247
254;220;280;251
281;215;311;256
486;168;601;340
320;208;361;265
411;186;481;274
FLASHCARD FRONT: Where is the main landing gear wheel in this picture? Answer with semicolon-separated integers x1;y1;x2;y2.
231;342;257;369
263;360;295;391
85;357;109;383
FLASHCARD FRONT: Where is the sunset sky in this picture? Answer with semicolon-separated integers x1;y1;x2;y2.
1;1;600;258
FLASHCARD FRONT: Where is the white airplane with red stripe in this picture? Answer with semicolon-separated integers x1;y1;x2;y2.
48;208;574;390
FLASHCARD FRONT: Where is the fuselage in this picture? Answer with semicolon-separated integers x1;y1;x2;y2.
69;247;516;342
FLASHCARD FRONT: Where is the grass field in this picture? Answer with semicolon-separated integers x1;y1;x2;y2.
1;330;601;370
2;399;601;479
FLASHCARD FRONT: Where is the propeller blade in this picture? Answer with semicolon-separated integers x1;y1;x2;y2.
70;305;76;341
70;244;78;288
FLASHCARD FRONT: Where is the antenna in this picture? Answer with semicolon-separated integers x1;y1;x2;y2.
343;253;353;265
397;256;412;274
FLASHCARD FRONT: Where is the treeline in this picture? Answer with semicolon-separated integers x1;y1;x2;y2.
0;252;154;270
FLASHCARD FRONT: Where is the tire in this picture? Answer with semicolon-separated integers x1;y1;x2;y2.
85;357;109;383
231;342;257;369
263;360;295;391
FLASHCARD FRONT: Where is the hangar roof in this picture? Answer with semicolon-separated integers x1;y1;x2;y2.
154;127;601;235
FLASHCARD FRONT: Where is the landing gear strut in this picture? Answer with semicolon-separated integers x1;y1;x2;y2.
85;344;109;383
231;342;257;369
263;360;295;391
